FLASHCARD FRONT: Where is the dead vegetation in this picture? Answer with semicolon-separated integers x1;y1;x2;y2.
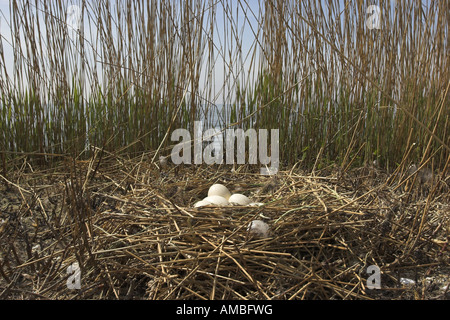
0;154;448;300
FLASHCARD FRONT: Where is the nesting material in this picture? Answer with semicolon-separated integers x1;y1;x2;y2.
407;164;433;185
247;220;270;238
2;155;449;300
228;193;251;206
248;202;264;207
400;278;416;287
208;184;232;200
159;155;169;170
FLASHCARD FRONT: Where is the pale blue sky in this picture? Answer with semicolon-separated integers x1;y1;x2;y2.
0;0;263;105
0;1;440;106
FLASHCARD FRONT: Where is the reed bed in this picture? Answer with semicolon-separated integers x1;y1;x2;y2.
0;153;448;299
0;0;449;301
0;1;449;170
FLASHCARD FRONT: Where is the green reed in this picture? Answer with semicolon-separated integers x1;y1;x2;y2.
0;0;448;170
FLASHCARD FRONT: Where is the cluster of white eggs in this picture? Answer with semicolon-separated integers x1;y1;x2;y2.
193;184;270;238
194;183;261;207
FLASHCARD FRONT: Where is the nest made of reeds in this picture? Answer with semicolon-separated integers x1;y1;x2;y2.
0;155;449;300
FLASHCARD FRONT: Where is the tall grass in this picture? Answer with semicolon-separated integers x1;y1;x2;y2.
0;0;448;170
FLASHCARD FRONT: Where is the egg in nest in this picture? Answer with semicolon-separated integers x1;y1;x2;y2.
193;200;212;208
208;184;232;200
202;195;229;206
228;193;251;206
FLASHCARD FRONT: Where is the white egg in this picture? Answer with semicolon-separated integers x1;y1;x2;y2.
208;184;231;200
228;193;251;206
247;220;270;238
193;200;212;208
203;195;229;206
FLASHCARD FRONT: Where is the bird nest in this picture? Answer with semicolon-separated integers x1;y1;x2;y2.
0;154;449;300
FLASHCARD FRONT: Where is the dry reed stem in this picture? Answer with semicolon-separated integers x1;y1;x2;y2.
0;154;448;300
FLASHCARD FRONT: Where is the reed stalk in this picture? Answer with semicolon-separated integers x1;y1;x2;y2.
0;0;448;170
